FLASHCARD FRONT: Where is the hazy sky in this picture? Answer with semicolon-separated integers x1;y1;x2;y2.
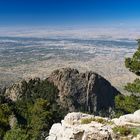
0;0;140;27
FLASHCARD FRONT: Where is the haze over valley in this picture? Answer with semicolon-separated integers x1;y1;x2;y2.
0;27;139;93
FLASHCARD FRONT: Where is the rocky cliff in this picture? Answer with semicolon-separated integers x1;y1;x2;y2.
46;110;140;140
5;80;28;101
48;68;119;114
4;68;119;116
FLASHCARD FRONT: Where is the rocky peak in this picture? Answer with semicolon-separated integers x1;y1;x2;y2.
48;68;119;115
4;68;119;116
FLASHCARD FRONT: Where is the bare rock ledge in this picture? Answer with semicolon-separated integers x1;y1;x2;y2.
46;110;140;140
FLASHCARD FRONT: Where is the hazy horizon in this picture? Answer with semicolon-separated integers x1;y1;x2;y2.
0;26;140;40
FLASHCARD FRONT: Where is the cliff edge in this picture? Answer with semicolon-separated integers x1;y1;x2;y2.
46;110;140;140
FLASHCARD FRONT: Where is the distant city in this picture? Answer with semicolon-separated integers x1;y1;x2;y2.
0;34;137;93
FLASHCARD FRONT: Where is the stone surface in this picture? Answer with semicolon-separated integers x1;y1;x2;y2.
113;109;140;126
46;112;113;140
48;68;119;114
5;80;27;101
4;78;40;101
47;111;140;140
9;114;17;128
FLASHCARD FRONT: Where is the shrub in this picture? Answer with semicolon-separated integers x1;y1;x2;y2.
125;39;140;75
113;126;140;137
125;78;140;94
0;103;11;139
113;126;131;136
4;127;29;140
81;117;107;124
81;118;95;124
114;94;140;116
131;127;140;136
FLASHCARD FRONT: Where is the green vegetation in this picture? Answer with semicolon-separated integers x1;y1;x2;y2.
81;118;95;124
0;103;11;139
113;126;132;136
0;78;66;140
113;126;140;137
4;127;29;140
114;39;140;117
125;78;140;94
114;94;140;116
125;39;140;75
125;39;140;95
130;127;140;137
81;117;108;124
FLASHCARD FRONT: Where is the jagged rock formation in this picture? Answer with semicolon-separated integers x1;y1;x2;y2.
4;68;119;115
48;68;119;114
46;111;140;140
4;78;40;101
5;80;27;101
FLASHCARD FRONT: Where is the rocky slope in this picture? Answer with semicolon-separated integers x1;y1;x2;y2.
2;68;140;139
46;110;140;140
4;68;119;116
48;68;119;114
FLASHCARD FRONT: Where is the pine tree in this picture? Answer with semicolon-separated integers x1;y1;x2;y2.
125;39;140;94
125;39;140;75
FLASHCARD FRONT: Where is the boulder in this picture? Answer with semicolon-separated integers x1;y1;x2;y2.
113;109;140;126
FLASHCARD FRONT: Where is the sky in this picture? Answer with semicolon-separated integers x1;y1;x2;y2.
0;0;140;27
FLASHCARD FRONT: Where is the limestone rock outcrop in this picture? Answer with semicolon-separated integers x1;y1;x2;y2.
48;68;119;114
46;111;140;140
113;109;140;126
46;112;113;140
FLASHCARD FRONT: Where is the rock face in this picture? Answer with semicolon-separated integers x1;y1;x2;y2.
4;78;40;101
5;80;27;101
5;68;119;115
46;112;113;140
46;111;140;140
48;68;119;114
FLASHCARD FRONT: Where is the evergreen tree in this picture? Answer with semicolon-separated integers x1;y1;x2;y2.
125;39;140;95
114;39;140;117
125;39;140;76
